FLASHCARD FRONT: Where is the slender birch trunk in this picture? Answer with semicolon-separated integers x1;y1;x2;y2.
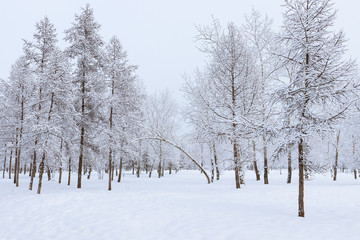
298;138;305;217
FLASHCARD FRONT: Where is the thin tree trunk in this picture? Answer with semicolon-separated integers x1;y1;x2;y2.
117;156;123;183
353;140;357;180
108;147;112;190
252;141;260;181
47;166;51;181
263;135;269;184
149;158;155;178
78;69;86;189
137;140;141;178
298;138;305;217
162;157;165;177
333;130;340;181
29;146;37;190
87;166;91;179
14;130;18;185
68;157;71;186
9;149;13;179
37;153;46;194
2;146;6;179
59;140;63;184
213;143;220;180
111;162;114;181
287;151;292;184
210;157;214;183
234;141;240;189
59;162;62;184
158;140;162;178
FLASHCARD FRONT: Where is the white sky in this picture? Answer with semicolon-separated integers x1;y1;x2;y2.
0;0;359;99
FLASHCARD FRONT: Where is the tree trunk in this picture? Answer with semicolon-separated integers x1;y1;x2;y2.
117;156;123;183
8;149;12;179
333;130;340;181
59;162;62;184
162;158;165;177
263;135;269;184
58;140;63;184
298;138;305;217
210;157;214;183
287;151;292;184
108;147;112;190
233;141;240;189
37;153;46;194
213;143;220;181
29;146;37;190
2;146;6;179
111;162;114;181
47;166;51;181
68;157;71;186
87;166;91;179
137;140;141;178
252;141;260;181
14;130;18;185
77;70;86;189
158;140;162;178
149;158;155;178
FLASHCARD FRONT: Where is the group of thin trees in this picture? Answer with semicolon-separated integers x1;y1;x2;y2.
184;0;359;217
1;0;360;218
0;5;143;194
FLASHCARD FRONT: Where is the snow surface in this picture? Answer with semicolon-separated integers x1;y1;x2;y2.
1;170;359;240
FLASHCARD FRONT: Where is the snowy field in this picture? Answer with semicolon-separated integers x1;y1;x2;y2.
1;170;359;240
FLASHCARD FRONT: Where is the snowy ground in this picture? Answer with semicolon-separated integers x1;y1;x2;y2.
0;170;359;240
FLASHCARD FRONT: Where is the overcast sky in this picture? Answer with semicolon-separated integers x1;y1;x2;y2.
0;0;359;99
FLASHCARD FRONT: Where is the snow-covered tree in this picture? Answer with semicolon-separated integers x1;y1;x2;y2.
186;19;259;188
242;9;282;184
65;4;106;189
103;36;141;190
278;0;358;217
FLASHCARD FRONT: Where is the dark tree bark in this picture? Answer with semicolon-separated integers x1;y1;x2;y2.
149;158;155;178
210;157;214;183
59;163;62;184
298;138;305;217
158;140;162;178
233;141;240;189
47;166;51;181
68;157;71;186
213;143;220;180
87;166;91;179
108;148;112;190
263;136;269;184
287;151;292;184
111;162;114;181
14;130;18;185
117;156;123;183
137;140;141;178
2;146;6;179
77;68;86;189
37;153;46;194
252;141;260;181
8;149;12;179
59;140;63;184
